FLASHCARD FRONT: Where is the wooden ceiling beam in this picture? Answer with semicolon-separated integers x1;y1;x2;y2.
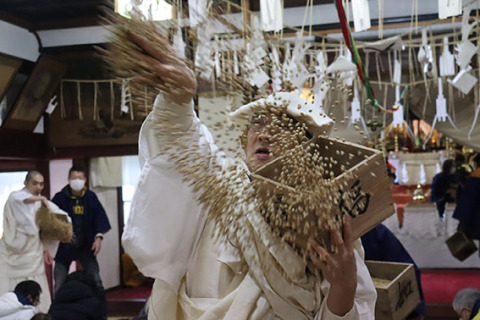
0;11;34;30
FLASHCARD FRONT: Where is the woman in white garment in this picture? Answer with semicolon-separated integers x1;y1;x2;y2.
0;171;71;313
122;33;376;320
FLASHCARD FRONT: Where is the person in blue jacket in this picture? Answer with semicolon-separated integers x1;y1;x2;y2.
51;166;111;294
454;154;480;250
361;224;426;320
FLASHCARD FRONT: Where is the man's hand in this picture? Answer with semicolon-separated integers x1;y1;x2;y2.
309;215;357;316
128;33;197;105
40;196;50;209
43;249;53;265
92;236;102;256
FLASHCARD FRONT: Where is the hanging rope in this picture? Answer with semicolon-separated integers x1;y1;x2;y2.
334;0;389;113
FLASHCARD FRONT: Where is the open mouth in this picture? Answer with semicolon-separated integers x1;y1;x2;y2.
255;146;270;160
255;146;270;155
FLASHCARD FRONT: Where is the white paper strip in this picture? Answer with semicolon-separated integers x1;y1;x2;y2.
260;0;283;32
438;0;461;19
188;0;207;27
352;0;371;32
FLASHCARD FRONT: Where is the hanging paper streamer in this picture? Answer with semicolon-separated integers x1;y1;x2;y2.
438;0;461;19
120;79;131;114
260;0;283;32
393;50;401;84
269;46;282;92
388;85;414;139
439;37;455;76
172;17;186;58
423;77;458;149
350;81;369;134
45;95;58;115
334;0;384;112
313;51;329;110
351;0;371;32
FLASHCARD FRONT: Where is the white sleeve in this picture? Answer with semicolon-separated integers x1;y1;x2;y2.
47;200;71;222
315;241;377;320
122;94;226;293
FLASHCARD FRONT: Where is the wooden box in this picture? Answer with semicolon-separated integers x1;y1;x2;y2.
446;231;478;261
251;136;395;246
366;261;421;320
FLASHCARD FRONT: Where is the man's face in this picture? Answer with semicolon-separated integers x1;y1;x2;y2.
244;112;309;172
24;174;44;196
69;171;86;182
459;307;471;320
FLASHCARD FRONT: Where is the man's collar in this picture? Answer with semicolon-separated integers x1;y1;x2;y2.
13;292;32;306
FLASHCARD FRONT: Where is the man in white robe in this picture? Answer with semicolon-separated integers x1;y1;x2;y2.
0;171;70;313
122;34;377;320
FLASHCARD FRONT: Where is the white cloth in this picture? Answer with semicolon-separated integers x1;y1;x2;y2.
122;96;376;320
0;188;69;313
0;292;36;320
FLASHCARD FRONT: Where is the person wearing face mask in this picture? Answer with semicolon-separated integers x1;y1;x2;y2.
51;166;111;296
430;159;458;219
0;171;71;313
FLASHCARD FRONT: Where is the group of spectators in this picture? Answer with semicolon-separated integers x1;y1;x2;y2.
431;153;480;243
0;167;111;319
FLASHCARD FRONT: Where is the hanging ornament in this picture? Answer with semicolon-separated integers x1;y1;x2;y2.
423;77;458;149
172;17;186;58
388;85;414;139
350;81;369;135
260;0;283;32
438;0;461;19
439;36;455;76
351;0;371;32
45;95;58;115
120;79;131;114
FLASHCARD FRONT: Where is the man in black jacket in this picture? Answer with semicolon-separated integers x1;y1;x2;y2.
51;166;111;294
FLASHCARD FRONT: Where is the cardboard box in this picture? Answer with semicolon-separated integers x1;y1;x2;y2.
366;261;421;320
446;231;478;261
251;135;395;249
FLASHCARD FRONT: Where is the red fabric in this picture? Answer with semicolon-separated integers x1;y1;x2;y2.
421;270;480;304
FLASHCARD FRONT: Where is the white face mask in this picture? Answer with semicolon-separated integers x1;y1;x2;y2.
69;179;85;191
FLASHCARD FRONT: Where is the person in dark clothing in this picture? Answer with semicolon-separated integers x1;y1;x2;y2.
48;271;106;320
430;159;457;219
51;166;111;294
454;154;480;252
454;153;472;200
361;224;426;320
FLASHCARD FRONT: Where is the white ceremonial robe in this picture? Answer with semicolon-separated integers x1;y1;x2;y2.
122;96;377;320
0;188;69;313
0;292;37;320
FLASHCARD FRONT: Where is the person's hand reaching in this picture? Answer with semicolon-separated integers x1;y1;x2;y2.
128;32;197;105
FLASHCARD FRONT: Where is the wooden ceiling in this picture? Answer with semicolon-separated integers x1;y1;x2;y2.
0;0;114;30
0;0;335;31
